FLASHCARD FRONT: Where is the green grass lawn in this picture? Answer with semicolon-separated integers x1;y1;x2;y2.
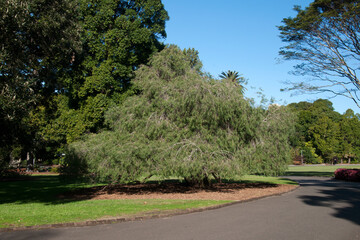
285;164;360;177
0;198;227;228
0;174;296;228
236;175;298;185
146;175;297;185
0;175;229;228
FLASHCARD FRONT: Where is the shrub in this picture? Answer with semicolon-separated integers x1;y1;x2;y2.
334;168;360;182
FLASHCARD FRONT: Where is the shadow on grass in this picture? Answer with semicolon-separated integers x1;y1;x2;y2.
285;171;334;177
0;176;285;204
0;175;93;205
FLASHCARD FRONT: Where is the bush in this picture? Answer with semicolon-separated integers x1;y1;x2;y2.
334;168;360;182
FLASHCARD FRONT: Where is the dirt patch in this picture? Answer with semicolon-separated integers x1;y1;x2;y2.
59;182;298;201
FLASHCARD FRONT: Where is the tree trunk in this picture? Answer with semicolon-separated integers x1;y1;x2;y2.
26;152;30;172
212;172;222;183
184;175;211;188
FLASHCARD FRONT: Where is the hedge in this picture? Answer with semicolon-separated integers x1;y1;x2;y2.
334;168;360;182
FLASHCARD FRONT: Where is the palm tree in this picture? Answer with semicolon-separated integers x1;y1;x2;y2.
219;70;247;94
219;70;240;82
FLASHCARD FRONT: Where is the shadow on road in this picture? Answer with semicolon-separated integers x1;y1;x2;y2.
0;229;60;240
298;178;360;225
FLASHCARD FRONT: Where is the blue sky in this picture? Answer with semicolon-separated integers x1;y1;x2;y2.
161;0;358;114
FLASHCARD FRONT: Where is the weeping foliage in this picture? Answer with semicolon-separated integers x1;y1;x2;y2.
63;45;295;186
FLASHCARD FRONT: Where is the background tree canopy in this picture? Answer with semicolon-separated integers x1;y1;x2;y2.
0;0;169;171
46;0;169;145
287;99;360;164
63;45;295;186
0;0;81;170
279;0;360;108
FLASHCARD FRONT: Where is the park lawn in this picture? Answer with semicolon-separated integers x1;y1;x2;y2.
5;165;360;228
146;175;298;185
0;175;231;228
0;198;228;228
237;175;297;185
285;165;360;177
0;174;296;228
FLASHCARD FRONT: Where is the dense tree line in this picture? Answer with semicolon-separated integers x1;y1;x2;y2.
0;0;169;172
288;99;360;164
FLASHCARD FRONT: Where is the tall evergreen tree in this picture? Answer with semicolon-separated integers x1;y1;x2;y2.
0;0;81;171
45;0;169;146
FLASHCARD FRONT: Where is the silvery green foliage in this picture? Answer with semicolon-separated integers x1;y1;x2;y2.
65;45;294;185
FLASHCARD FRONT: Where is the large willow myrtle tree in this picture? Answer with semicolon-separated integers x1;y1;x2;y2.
64;45;294;186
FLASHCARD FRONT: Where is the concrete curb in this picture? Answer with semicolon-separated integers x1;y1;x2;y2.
0;184;300;232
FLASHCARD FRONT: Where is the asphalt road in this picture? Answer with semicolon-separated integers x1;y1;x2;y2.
1;177;360;240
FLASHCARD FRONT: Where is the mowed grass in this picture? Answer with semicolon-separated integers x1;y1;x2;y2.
0;174;297;228
0;175;231;228
0;198;228;228
146;174;298;185
285;164;360;177
236;175;298;185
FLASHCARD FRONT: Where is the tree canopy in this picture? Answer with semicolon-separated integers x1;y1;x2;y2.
279;0;360;108
288;99;360;164
45;0;169;144
0;0;169;173
0;0;81;170
63;45;295;186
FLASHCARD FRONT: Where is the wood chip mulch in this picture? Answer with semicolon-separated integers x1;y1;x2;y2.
59;182;298;201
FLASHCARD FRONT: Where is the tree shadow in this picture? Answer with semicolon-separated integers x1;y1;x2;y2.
0;229;60;240
0;176;279;204
59;180;278;201
298;178;360;225
0;175;93;205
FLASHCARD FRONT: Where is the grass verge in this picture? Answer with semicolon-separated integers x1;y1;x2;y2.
235;175;297;185
0;175;231;228
285;165;360;177
0;198;228;228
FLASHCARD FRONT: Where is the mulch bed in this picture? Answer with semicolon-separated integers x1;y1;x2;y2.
59;182;298;201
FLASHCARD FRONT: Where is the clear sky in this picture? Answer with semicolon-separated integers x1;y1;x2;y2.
161;0;359;114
